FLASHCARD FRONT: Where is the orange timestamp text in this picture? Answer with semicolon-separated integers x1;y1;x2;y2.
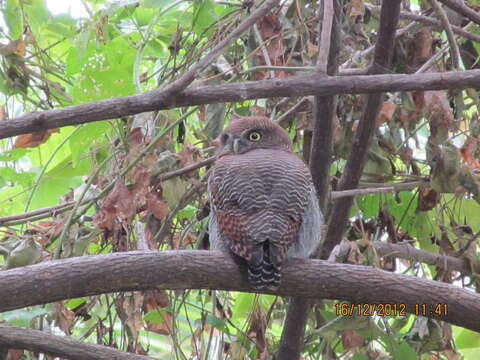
335;303;407;317
335;303;449;317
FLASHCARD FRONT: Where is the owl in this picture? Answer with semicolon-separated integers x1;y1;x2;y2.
208;116;323;290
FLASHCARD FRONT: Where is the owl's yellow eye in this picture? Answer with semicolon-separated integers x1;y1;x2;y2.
248;131;262;142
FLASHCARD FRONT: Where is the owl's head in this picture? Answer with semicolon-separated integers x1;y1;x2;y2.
216;116;293;156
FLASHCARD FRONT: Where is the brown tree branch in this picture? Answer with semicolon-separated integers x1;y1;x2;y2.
366;5;480;43
0;251;479;332
0;324;153;360
277;0;340;357
429;0;461;69
322;0;402;258
2;70;480;140
372;242;471;274
437;0;480;26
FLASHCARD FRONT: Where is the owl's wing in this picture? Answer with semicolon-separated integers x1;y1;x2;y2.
208;149;313;268
287;185;324;259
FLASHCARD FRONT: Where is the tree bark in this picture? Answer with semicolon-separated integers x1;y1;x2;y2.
0;324;153;360
0;250;479;332
2;70;480;140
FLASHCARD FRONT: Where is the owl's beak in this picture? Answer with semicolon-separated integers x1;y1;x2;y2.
232;137;241;154
218;135;244;157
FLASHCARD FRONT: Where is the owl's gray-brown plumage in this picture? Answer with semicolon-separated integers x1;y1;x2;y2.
208;116;323;290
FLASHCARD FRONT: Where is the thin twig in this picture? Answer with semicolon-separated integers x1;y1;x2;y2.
340;22;417;69
366;4;480;43
437;0;480;26
429;0;461;69
253;24;276;79
275;97;310;126
316;0;334;73
372;241;471;274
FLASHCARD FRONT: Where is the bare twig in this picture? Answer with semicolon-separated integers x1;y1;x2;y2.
340;22;417;69
159;157;215;182
0;179;427;227
253;24;275;79
275;97;310;126
315;0;334;73
331;180;427;199
367;5;480;43
371;241;471;274
429;0;461;69
437;0;480;26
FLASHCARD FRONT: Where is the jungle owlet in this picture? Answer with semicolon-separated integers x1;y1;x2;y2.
208;116;323;290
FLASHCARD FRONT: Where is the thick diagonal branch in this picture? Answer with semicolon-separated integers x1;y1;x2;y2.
322;0;402;258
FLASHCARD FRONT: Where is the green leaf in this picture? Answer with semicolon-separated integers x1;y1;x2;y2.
192;0;218;36
0;148;30;163
205;314;230;334
393;342;417;360
143;0;172;8
0;185;26;216
0;167;35;187
454;327;480;349
30;176;83;209
23;0;49;35
4;0;23;39
231;292;255;323
68;122;110;167
0;306;51;327
144;308;172;323
46;14;77;39
356;194;380;218
133;7;157;27
352;354;369;360
66;297;87;310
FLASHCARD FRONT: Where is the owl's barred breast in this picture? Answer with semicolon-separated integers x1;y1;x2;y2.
211;149;311;214
209;148;313;251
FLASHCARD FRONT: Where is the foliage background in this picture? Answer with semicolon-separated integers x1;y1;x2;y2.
1;0;480;359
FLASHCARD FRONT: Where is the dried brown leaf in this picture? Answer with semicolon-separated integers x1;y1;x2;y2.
460;137;480;169
346;0;365;18
54;302;76;335
417;187;440;212
13;129;59;149
143;290;172;335
94;179;135;230
146;197;170;220
248;308;268;359
342;329;364;349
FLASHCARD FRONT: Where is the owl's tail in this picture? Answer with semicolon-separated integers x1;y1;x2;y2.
247;242;281;290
